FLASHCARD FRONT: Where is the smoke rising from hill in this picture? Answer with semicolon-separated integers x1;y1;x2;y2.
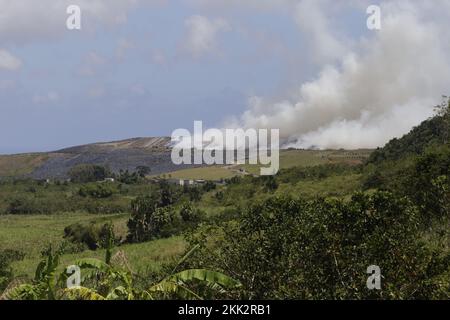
232;1;450;149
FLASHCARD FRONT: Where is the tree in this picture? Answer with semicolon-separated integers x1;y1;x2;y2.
261;175;278;191
136;166;151;178
185;192;450;299
159;180;176;206
68;164;110;183
117;169;139;184
126;189;179;242
64;222;119;251
126;195;160;243
406;145;450;222
179;203;203;223
78;183;114;198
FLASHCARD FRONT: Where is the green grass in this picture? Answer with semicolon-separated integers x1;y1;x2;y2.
0;153;49;177
0;213;125;258
162;166;238;180
0;213;186;277
164;149;372;180
276;174;363;199
0;148;372;280
12;236;186;278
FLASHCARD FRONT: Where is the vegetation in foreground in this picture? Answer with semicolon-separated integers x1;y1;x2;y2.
0;99;449;300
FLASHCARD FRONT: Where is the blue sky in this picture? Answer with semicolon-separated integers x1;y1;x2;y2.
0;0;304;153
1;0;449;153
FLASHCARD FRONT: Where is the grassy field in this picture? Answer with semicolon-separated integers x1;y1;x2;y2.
0;148;372;280
0;213;186;277
13;236;186;278
164;166;237;180
165;149;372;180
0;153;49;177
276;173;363;199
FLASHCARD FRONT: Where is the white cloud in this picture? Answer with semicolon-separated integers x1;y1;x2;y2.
233;0;450;149
186;0;296;12
0;0;141;44
294;0;347;63
183;15;230;57
0;49;22;70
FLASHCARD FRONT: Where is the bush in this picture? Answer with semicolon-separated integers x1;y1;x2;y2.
117;169;140;184
185;192;450;299
6;196;51;215
405;145;450;222
78;183;115;198
202;181;217;192
179;203;204;224
68;164;110;183
0;249;25;291
64;222;119;250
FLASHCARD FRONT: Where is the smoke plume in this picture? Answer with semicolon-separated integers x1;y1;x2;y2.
234;0;450;149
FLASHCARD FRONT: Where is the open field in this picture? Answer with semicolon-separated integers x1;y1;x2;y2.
0;213;186;277
13;236;186;278
0;213;128;258
164;149;372;180
162;165;237;180
0;149;372;279
0;153;49;177
276;173;363;199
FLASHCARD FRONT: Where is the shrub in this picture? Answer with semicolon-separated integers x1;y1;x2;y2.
0;249;25;291
78;183;114;198
64;222;119;250
202;181;217;192
68;164;111;183
68;164;110;183
117;169;140;184
185;192;450;299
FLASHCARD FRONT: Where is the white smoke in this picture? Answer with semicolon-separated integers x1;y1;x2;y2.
233;0;450;149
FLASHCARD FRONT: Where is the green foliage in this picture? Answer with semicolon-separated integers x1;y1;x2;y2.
78;183;115;198
185;192;450;299
3;241;240;300
6;196;41;215
5;244;65;300
405;145;450;222
0;249;25;291
260;175;278;191
1;182;128;215
127;195;161;243
367;98;449;164
68;164;111;183
159;180;177;206
179;203;201;223
184;185;202;202
136;166;151;178
64;222;120;250
202;181;217;192
117;169;140;184
278;163;359;184
2;97;449;300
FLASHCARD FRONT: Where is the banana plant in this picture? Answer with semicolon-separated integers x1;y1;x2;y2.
5;245;64;300
6;225;241;300
65;244;241;300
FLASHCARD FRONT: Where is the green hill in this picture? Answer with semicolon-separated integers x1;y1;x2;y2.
367;102;449;164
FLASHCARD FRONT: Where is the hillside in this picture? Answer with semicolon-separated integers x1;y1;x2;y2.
0;137;200;179
367;108;449;164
